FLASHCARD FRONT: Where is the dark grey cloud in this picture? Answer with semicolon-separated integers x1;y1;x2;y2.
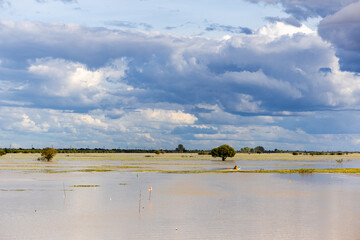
318;1;360;72
265;16;301;27
246;0;357;20
105;20;153;30
205;23;252;35
0;20;357;118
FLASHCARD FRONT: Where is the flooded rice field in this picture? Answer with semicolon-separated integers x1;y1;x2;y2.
0;153;359;239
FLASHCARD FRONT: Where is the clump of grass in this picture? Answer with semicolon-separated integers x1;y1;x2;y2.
298;168;315;174
336;159;344;164
154;150;165;154
119;183;129;186
144;155;153;158
198;151;209;155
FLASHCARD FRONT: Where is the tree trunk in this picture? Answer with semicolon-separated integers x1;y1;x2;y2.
222;156;226;161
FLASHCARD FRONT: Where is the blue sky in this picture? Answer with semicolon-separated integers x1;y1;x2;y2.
1;0;360;150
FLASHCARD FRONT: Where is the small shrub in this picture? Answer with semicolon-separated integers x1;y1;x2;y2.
40;147;57;161
198;151;208;155
336;152;343;155
336;159;344;164
0;149;6;156
292;152;299;155
154;150;165;154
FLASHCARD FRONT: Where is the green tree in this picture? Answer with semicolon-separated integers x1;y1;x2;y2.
0;149;6;156
176;144;186;153
254;146;265;153
210;145;236;161
41;147;57;161
240;147;250;153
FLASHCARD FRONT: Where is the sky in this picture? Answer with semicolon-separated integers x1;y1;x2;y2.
1;0;360;151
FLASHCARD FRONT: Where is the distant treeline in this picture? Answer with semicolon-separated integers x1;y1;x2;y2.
239;146;354;155
0;147;355;155
0;148;203;154
291;151;348;155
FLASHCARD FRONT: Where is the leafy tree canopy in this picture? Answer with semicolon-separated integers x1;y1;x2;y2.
175;144;186;153
210;144;236;161
41;147;57;161
0;149;6;156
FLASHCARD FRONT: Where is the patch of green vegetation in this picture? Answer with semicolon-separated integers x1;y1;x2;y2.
70;185;100;188
297;168;315;174
336;159;344;164
154;150;166;154
119;183;129;185
197;151;209;155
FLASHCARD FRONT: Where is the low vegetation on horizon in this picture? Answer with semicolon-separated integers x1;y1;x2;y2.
0;143;357;157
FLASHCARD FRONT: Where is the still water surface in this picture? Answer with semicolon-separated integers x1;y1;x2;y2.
0;154;359;239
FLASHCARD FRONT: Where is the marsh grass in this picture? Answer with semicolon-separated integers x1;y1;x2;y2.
2;153;360;174
336;159;344;164
135;168;360;174
0;189;28;191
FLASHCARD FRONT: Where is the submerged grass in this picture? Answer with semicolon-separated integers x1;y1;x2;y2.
2;153;360;174
136;169;238;174
135;168;360;174
0;189;28;191
70;185;100;188
246;168;360;174
18;165;143;173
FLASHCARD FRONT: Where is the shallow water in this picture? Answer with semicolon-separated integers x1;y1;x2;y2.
0;154;359;239
2;153;360;173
